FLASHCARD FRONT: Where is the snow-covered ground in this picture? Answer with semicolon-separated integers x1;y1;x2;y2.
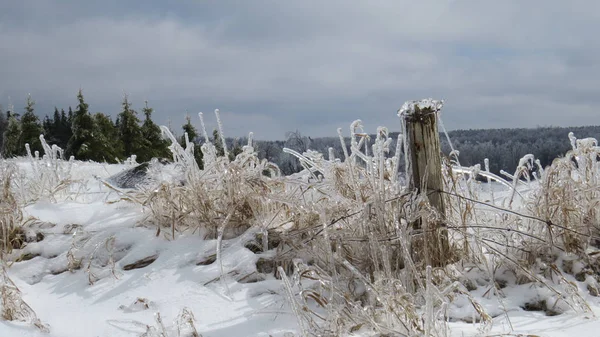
1;159;600;337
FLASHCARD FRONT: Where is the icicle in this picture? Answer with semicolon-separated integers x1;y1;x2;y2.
215;109;229;159
400;111;412;193
216;212;234;298
484;158;495;204
247;132;254;148
184;132;191;149
425;266;434;337
392;134;403;183
279;267;310;336
25;144;39;178
337;128;349;160
261;228;268;253
437;113;460;166
198;112;209;144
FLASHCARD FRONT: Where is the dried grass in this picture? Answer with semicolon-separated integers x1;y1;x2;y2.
0;164;23;257
2;105;599;336
0;162;49;332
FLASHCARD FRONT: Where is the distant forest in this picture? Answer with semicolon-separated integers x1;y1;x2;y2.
439;126;600;176
0;90;235;167
1;91;599;177
253;126;600;176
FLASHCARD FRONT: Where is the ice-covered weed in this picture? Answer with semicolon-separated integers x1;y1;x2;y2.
3;102;596;336
274;115;444;335
19;135;75;203
0;257;49;332
274;105;600;335
0;164;24;257
139;308;201;337
527;133;600;254
143;115;283;240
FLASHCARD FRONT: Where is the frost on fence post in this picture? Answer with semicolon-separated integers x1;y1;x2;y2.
399;98;449;266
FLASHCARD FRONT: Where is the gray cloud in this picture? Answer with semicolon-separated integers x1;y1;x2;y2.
1;1;599;140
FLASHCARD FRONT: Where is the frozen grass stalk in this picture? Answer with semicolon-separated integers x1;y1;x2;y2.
214;109;229;159
1;101;595;337
198;112;209;144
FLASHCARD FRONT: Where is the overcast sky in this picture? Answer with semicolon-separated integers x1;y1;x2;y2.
1;1;599;140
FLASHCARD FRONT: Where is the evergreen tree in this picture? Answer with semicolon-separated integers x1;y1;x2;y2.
67;106;73;125
43;113;52;132
138;101;169;162
117;95;144;158
93;113;123;162
52;107;61;133
43;114;56;144
2;112;21;157
180;116;203;168
66;90;97;160
45;108;72;150
41;107;61;145
60;108;67;127
230;138;243;161
57;108;71;150
19;94;43;156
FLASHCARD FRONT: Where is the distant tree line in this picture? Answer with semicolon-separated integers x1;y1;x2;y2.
252;126;600;176
438;126;600;175
2;92;598;177
0;90;244;167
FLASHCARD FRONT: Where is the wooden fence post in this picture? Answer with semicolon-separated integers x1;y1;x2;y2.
399;99;449;266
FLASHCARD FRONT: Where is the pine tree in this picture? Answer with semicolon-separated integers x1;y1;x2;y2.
19;94;43;156
67;106;73;125
230;138;243;161
43;107;61;145
66;90;97;160
46;108;71;150
43;113;56;144
58;108;71;150
180;116;203;168
52;107;61;134
138;100;169;162
2;112;21;157
62;107;74;151
117;95;144;158
93;113;123;162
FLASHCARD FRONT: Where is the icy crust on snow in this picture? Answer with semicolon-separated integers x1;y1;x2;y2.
0;162;297;337
4;200;297;337
4;134;600;336
397;98;444;117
